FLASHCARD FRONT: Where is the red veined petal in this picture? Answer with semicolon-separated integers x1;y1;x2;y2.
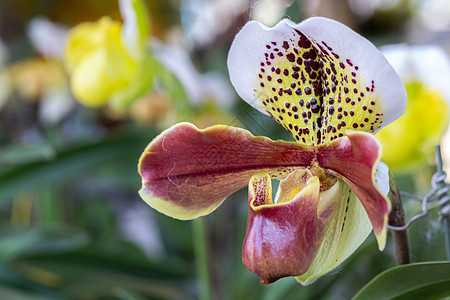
138;122;315;219
317;131;390;249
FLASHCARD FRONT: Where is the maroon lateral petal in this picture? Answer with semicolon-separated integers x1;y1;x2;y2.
317;131;390;247
138;122;315;219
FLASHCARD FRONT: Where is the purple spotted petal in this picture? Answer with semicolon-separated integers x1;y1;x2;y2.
228;17;406;146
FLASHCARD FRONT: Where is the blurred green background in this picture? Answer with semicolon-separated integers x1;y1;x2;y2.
0;0;449;299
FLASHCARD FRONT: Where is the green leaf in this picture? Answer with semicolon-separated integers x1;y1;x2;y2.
352;261;450;300
152;56;191;117
15;244;192;299
0;144;55;164
0;226;88;263
0;283;50;300
0;129;153;202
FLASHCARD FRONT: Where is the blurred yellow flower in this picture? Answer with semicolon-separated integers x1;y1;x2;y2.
190;101;238;129
64;0;154;109
9;58;66;101
128;91;174;125
378;45;450;172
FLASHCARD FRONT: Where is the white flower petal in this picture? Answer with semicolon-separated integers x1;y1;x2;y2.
152;41;203;103
228;17;406;146
251;0;291;26
228;19;294;116
120;0;138;56
295;17;406;133
374;161;389;196
119;0;149;58
153;40;233;106
39;86;74;125
27;16;69;59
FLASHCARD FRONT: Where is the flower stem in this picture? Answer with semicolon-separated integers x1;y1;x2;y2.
388;173;411;265
435;145;450;260
193;217;211;300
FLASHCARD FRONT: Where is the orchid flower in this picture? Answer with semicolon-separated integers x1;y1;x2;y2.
377;44;449;171
64;0;153;109
138;17;406;284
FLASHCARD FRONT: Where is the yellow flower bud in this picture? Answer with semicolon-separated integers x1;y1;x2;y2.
64;0;152;108
65;17;136;107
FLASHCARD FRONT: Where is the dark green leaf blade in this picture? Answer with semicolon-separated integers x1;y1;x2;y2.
0;130;154;201
352;261;450;300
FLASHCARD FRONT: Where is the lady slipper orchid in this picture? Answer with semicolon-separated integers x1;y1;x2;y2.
64;0;153;108
138;17;406;284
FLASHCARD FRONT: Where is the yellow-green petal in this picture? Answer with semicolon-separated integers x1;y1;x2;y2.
296;183;372;284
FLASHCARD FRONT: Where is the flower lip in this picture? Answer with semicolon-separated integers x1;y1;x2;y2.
243;171;329;284
250;168;318;210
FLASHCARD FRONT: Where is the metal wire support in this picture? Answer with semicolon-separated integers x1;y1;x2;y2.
387;146;450;232
432;173;450;220
387;188;437;231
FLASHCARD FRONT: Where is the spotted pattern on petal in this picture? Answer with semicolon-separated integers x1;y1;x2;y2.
255;28;384;146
